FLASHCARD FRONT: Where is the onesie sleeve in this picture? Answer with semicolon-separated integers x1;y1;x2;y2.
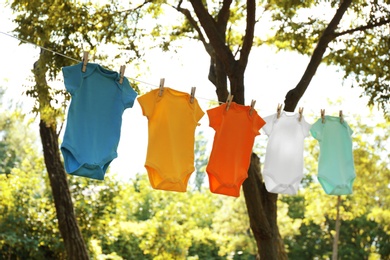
301;117;312;138
310;118;323;141
262;113;275;136
137;89;156;118
207;104;224;131
344;121;353;136
121;77;138;109
62;63;83;95
252;112;266;136
193;99;205;124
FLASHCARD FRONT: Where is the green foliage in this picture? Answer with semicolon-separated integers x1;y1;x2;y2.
279;111;390;259
101;221;151;260
0;101;63;259
1;100;389;259
108;174;257;259
265;0;390;116
192;130;209;191
326;30;390;117
0;172;64;260
54;171;256;259
0;92;32;175
0;131;18;175
212;194;257;258
280;195;305;219
188;229;224;260
120;176;217;259
284;220;332;259
69;175;121;238
120;1;264;55
5;1;390;257
10;0;148;126
284;216;390;260
10;0;146;76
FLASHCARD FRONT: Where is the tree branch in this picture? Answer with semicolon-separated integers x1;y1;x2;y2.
239;0;256;70
174;2;211;55
284;0;353;112
216;0;232;31
117;0;153;13
334;18;390;38
189;0;236;75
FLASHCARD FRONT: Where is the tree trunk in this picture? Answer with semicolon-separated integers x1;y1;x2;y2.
332;196;342;260
33;49;89;259
207;35;283;258
243;153;287;260
228;70;286;259
188;1;286;258
184;0;354;258
39;120;89;260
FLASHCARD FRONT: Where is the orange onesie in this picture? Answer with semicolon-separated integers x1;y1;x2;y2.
137;87;204;192
206;102;265;197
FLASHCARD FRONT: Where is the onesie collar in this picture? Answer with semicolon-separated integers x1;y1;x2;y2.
280;111;299;119
228;102;250;112
82;62;121;83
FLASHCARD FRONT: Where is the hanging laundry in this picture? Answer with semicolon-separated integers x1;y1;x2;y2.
206;102;265;197
310;116;356;195
61;62;137;180
262;111;311;195
137;87;204;192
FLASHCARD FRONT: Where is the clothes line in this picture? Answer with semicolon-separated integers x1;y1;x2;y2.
0;30;347;118
0;31;80;63
0;31;225;104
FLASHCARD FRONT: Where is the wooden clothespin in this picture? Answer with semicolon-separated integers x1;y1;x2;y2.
225;93;234;111
276;103;282;118
298;107;304;122
190;87;196;104
158;78;165;97
339;110;344;123
82;51;89;72
321;109;325;123
249;100;256;116
119;65;126;84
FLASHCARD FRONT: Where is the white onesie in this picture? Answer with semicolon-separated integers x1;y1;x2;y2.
262;112;311;195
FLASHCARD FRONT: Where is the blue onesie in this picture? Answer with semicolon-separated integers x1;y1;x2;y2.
61;62;137;180
310;116;356;195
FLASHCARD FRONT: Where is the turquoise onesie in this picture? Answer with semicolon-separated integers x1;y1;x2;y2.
61;62;137;180
310;116;356;195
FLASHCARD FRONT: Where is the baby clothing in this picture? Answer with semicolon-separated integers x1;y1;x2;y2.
310;116;356;195
137;87;204;192
61;62;137;180
262;112;311;195
206;102;265;197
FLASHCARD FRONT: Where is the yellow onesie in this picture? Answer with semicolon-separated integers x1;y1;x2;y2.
137;87;204;192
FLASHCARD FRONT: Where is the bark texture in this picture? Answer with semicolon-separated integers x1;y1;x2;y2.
39;120;89;260
184;0;354;258
243;153;287;260
33;50;89;259
284;0;353;111
186;1;287;258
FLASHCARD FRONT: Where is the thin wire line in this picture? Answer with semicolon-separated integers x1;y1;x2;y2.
130;78;158;88
0;30;230;105
0;31;151;84
0;31;81;63
0;30;329;117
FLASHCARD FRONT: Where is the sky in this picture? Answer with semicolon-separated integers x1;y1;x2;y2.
0;2;384;182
